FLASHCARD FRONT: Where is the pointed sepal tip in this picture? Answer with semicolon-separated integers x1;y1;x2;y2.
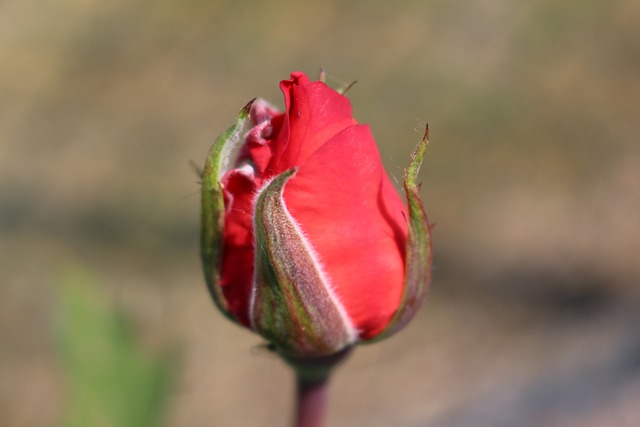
367;124;432;342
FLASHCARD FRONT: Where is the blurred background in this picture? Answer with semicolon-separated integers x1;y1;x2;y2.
1;0;639;426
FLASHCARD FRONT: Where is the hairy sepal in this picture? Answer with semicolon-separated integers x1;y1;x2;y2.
250;169;356;357
367;128;432;342
201;99;255;322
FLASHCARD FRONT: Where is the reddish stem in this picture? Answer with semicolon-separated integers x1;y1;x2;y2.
294;374;330;427
284;348;352;427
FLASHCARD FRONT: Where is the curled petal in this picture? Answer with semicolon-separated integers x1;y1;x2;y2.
268;72;357;175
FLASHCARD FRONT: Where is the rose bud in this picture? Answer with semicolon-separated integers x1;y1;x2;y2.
201;72;431;358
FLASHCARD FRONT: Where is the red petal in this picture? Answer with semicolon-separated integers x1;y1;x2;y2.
282;124;408;339
268;72;357;175
219;168;259;326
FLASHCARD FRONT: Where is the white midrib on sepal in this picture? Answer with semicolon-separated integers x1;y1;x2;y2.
248;175;358;344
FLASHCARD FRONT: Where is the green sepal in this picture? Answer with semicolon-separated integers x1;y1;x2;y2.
368;126;432;342
200;99;255;323
251;169;356;357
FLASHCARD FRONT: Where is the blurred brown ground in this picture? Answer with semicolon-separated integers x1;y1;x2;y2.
1;0;640;426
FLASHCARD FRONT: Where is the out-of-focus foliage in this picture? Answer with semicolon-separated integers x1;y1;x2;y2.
56;267;173;427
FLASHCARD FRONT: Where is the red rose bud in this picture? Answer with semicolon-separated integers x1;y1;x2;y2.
201;72;432;357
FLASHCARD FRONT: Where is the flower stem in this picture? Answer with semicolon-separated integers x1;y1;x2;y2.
282;347;352;427
294;374;330;427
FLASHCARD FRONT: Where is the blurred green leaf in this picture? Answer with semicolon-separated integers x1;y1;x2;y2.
56;267;173;427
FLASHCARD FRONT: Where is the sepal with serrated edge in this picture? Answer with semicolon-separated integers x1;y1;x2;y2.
200;99;255;323
250;169;357;357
